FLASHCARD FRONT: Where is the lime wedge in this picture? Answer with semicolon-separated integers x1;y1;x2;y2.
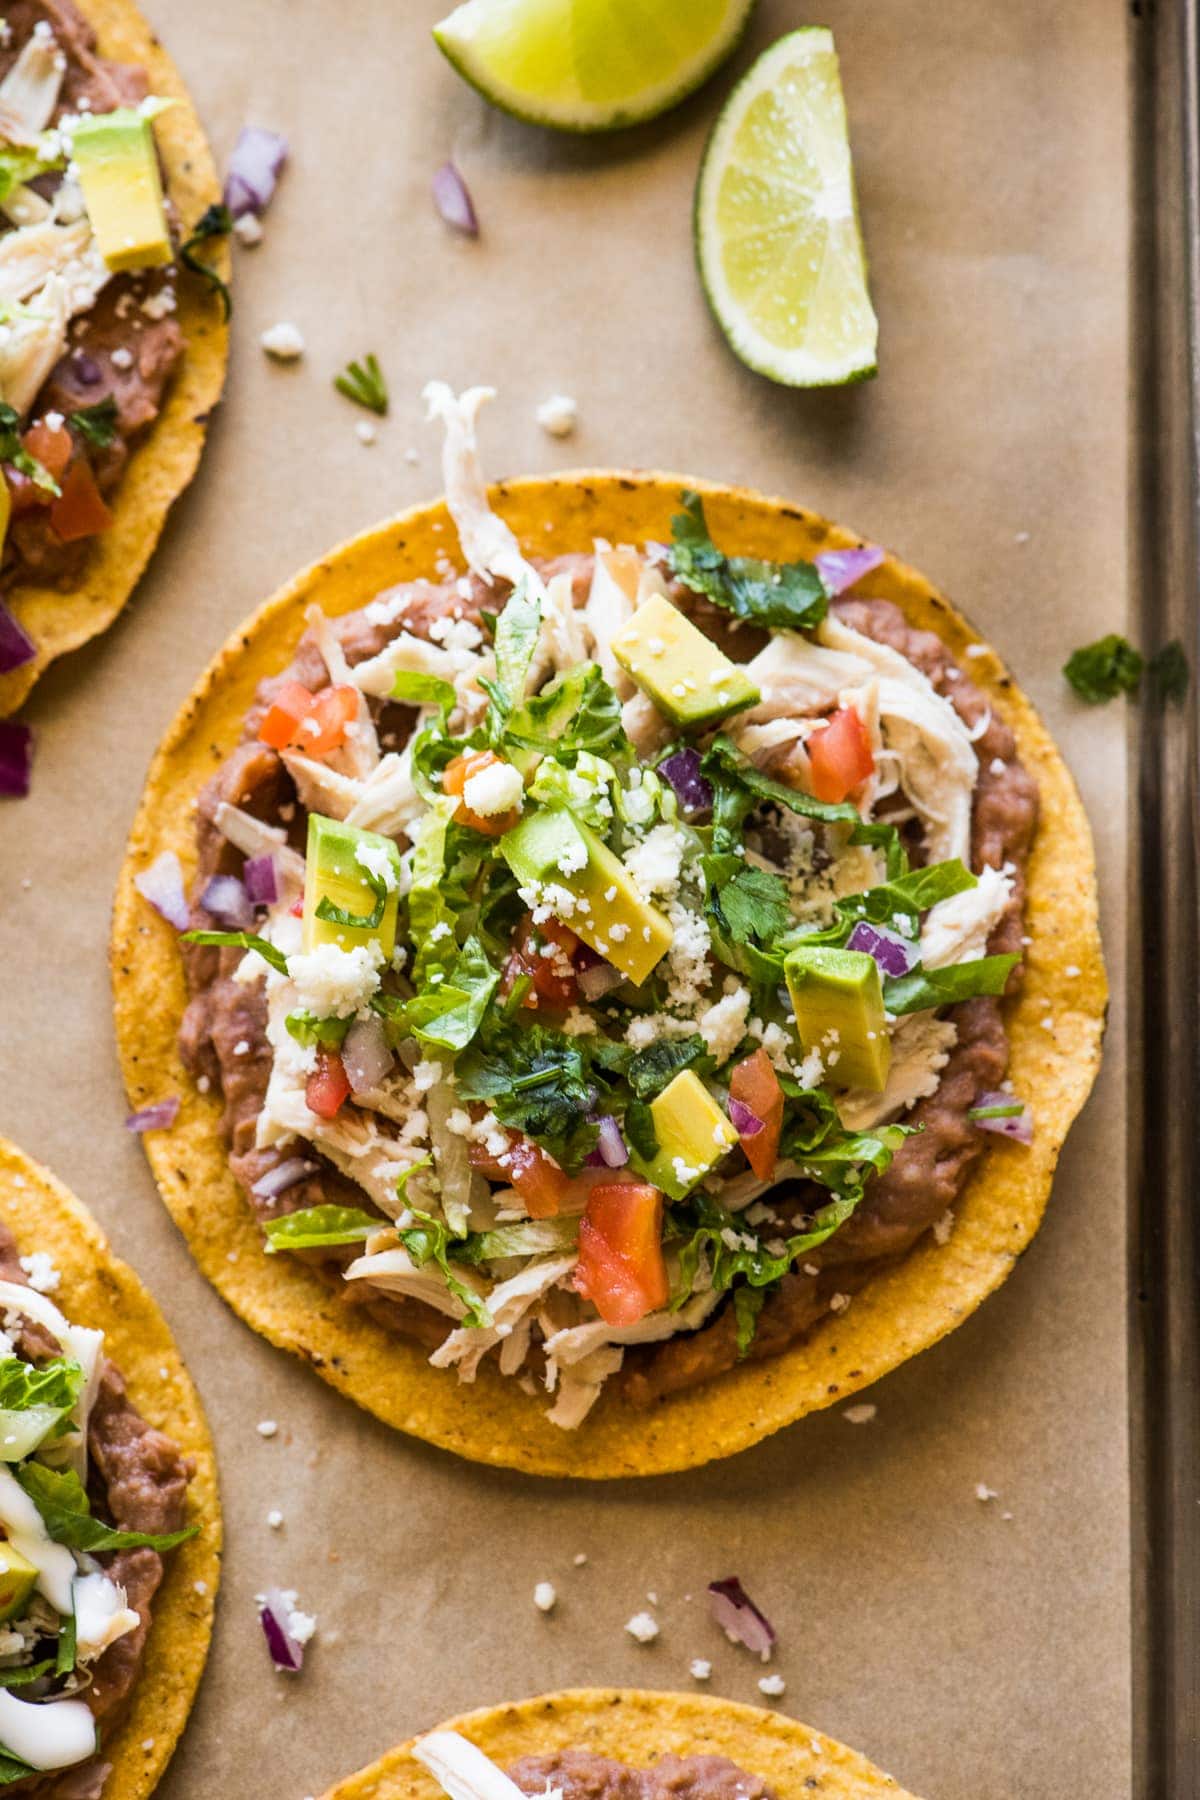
695;28;878;386
433;0;755;133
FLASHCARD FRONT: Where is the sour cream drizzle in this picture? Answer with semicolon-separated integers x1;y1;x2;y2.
413;1731;541;1800
0;1687;96;1770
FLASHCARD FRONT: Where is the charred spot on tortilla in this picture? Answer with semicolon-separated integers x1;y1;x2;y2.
318;1687;925;1800
112;400;1106;1478
0;1136;218;1796
0;0;229;719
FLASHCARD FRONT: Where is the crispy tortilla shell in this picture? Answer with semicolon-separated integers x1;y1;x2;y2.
111;473;1107;1479
319;1687;924;1800
0;1135;220;1797
0;0;230;717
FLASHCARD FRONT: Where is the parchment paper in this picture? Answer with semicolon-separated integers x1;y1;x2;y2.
0;1;1131;1795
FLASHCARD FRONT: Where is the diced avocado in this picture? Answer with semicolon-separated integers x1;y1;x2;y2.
303;813;401;959
71;107;172;272
630;1070;739;1201
0;1543;36;1625
784;945;891;1092
499;806;672;986
611;592;760;730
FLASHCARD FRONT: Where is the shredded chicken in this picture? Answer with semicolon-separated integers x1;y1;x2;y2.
0;32;65;140
837;1014;959;1131
921;864;1012;968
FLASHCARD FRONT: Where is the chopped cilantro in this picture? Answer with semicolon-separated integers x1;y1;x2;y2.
1063;633;1143;703
69;395;119;450
0;402;57;495
180;202;233;320
668;490;828;633
334;353;388;416
626;1035;710;1099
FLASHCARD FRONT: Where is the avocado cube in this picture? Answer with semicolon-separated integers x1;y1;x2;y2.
629;1070;739;1201
784;945;891;1092
611;593;760;730
499;807;672;986
71;107;172;272
303;814;401;959
0;1543;37;1624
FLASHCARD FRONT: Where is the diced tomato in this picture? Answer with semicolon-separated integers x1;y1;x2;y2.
305;1049;351;1120
22;420;73;484
806;706;875;804
729;1048;784;1181
498;911;579;1012
299;684;360;757
443;749;521;837
259;680;318;751
469;1130;572;1217
289;896;304;918
574;1181;668;1326
48;456;112;543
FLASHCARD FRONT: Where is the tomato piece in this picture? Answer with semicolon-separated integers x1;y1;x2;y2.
48;457;112;543
4;469;44;518
305;1048;351;1120
729;1048;784;1181
470;1130;571;1217
807;706;875;804
22;420;73;483
443;749;521;837
259;680;317;751
574;1181;667;1326
298;683;360;757
503;912;579;1011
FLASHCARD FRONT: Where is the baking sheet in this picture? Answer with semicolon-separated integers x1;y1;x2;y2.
0;0;1131;1795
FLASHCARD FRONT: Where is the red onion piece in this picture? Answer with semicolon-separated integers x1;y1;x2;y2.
224;126;288;219
814;545;885;596
432;160;479;236
728;1097;764;1137
342;1015;394;1094
258;1589;305;1673
658;748;713;818
251;1157;317;1200
970;1090;1034;1145
133;851;189;929
0;720;32;798
243;853;279;907
846;920;919;977
708;1576;776;1661
200;873;255;930
578;959;624;1002
70;352;102;386
0;603;36;674
590;1115;628;1168
125;1097;180;1133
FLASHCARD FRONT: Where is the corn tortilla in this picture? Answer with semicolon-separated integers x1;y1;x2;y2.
0;1134;220;1797
319;1687;924;1800
0;0;230;718
111;473;1107;1479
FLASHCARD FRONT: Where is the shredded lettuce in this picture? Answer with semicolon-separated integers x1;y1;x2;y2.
402;934;500;1051
701;735;906;877
0;1356;84;1460
883;954;1019;1015
399;1210;492;1328
285;1010;351;1048
668;490;829;633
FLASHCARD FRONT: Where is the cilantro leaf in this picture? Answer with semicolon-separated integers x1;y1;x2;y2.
626;1035;710;1099
793;859;976;951
15;1464;198;1554
69;396;119;450
701;735;906;877
703;856;792;948
180;929;289;974
668;490;828;633
882;953;1019;1015
456;1020;600;1171
399;1209;492;1328
623;1099;658;1162
0;402;58;495
264;1205;379;1252
1063;633;1143;703
180;202;233;319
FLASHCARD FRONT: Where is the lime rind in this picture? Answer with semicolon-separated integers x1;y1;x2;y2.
695;26;879;387
434;0;757;134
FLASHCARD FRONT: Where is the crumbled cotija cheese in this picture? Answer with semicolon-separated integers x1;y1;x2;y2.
462;759;524;818
288;941;384;1018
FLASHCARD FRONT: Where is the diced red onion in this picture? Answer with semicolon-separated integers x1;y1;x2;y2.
342;1015;394;1094
259;1589;305;1673
125;1097;180;1133
224;126;288;219
588;1115;628;1169
133;850;189;929
200;872;255;930
814;545;885;596
728;1098;764;1138
578;958;624;1002
0;602;35;674
70;352;102;387
658;748;713;818
846;920;919;977
707;1576;776;1661
970;1090;1034;1145
0;719;32;798
243;853;279;907
432;160;479;236
251;1157;318;1200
